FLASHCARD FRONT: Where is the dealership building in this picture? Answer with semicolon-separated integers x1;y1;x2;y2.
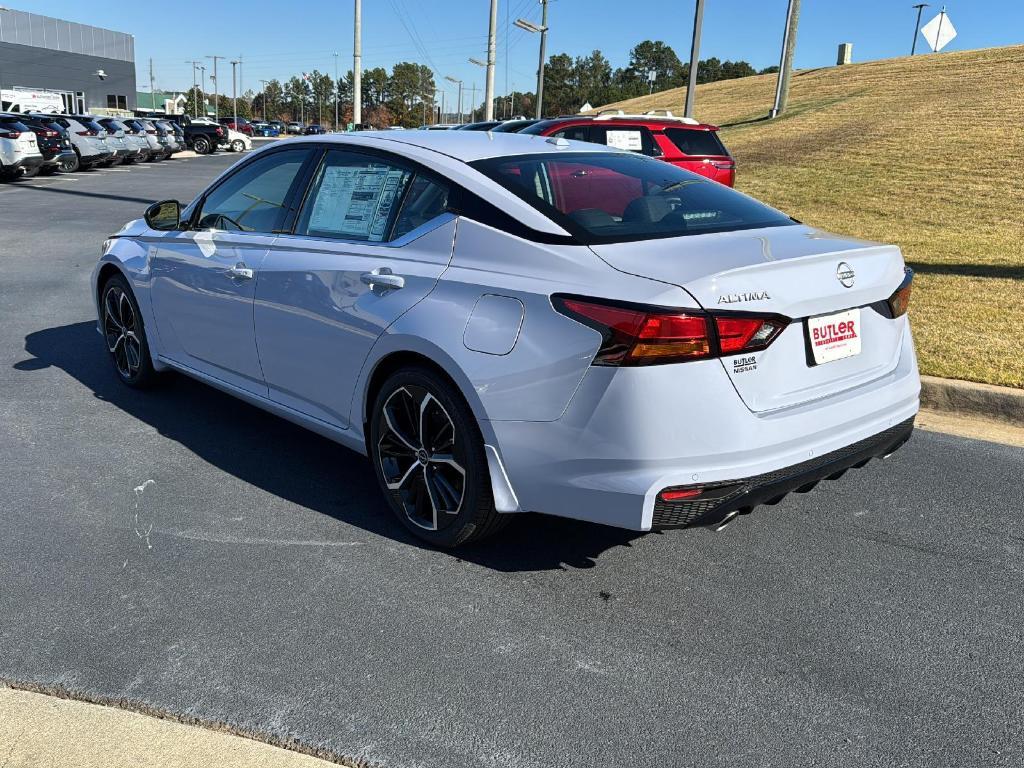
0;8;136;113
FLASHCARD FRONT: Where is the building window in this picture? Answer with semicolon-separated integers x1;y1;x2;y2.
106;95;127;110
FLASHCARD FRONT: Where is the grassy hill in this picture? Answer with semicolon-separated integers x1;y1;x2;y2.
594;46;1024;388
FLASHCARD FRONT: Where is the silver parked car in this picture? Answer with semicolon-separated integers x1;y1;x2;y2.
92;132;919;547
32;114;112;170
99;118;149;163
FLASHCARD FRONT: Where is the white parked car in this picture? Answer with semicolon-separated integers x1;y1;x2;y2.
225;127;251;152
92;132;919;547
0;113;43;179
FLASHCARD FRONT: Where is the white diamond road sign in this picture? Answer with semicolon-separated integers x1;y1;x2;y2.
921;11;957;52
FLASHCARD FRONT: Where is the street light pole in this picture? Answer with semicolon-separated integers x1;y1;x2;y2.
199;66;206;116
445;76;463;123
484;0;498;120
332;52;339;130
353;0;362;127
185;60;200;115
230;60;238;125
684;0;705;118
514;6;549;119
259;79;269;121
206;55;223;120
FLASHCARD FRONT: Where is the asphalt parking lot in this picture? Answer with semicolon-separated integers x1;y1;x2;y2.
2;146;1023;768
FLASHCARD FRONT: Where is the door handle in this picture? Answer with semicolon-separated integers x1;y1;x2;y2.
225;262;254;280
360;267;405;292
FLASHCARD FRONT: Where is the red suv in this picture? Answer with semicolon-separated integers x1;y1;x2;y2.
218;117;254;136
522;111;736;186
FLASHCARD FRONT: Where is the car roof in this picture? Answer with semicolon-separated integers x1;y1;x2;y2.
536;115;721;131
288;129;621;162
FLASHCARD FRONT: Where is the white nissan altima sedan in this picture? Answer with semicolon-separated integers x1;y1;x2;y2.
92;131;919;547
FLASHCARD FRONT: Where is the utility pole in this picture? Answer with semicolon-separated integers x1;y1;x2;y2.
353;0;362;127
536;0;548;118
484;0;498;120
259;79;269;121
199;66;206;116
230;60;238;125
149;58;156;111
469;83;477;121
910;4;929;55
333;52;339;130
445;76;463;122
238;55;243;101
206;55;223;120
769;0;800;119
684;0;704;118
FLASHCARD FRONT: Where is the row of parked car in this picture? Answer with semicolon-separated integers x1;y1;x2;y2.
418;111;737;186
0;112;255;180
217;116;326;137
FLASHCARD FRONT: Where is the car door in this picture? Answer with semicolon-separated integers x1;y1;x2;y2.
149;146;316;395
254;148;455;428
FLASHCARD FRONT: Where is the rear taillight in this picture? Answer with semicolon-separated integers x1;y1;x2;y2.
888;267;914;318
146;129;156;134
76;129;97;136
711;160;735;170
715;315;786;354
552;296;788;366
215;127;224;136
0;130;20;139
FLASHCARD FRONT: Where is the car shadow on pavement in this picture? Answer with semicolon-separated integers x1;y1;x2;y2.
15;322;643;572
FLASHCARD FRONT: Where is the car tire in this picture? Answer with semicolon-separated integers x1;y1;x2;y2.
231;139;245;152
369;367;507;548
100;274;158;389
19;166;39;179
137;150;150;163
193;136;212;155
60;153;80;173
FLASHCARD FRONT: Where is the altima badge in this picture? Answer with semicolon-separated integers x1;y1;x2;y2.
837;262;855;288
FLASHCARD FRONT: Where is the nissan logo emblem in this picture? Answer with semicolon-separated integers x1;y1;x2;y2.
837;262;855;288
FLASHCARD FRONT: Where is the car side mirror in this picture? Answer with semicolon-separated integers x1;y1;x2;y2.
144;199;181;231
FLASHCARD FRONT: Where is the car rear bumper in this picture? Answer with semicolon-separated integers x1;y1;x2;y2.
43;150;76;168
11;154;44;170
486;324;920;530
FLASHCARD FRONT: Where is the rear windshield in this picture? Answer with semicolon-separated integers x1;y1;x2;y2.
0;116;29;132
470;151;792;244
664;127;729;157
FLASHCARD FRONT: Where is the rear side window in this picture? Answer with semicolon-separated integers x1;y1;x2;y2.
296;150;413;242
392;175;450;239
197;149;312;233
591;126;661;157
0;117;29;133
664;127;729;157
470;151;792;244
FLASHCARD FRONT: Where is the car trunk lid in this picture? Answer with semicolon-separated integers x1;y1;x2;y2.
589;224;909;412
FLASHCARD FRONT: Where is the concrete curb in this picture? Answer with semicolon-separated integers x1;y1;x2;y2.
920;375;1024;427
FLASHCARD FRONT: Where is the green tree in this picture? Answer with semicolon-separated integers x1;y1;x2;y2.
574;50;613;107
541;53;577;117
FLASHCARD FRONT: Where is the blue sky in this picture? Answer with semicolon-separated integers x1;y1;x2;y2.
13;0;1024;106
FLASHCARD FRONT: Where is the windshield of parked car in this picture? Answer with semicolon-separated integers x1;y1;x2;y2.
470;151;793;243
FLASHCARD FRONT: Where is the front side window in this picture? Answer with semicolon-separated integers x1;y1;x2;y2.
470;152;793;244
552;125;592;143
296;150;414;242
197;149;311;233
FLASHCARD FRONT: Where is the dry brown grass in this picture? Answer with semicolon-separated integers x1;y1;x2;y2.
595;46;1024;387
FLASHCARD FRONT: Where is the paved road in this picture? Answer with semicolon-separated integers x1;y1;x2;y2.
2;149;1023;768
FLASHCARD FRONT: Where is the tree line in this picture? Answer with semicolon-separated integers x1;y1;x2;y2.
183;40;772;128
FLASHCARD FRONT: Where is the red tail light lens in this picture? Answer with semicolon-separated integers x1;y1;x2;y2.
711;160;735;170
659;488;703;502
554;295;789;367
715;316;787;354
215;127;224;135
888;267;914;318
0;130;20;139
76;129;97;136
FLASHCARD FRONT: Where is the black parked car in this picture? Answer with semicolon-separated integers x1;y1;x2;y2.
19;114;76;175
183;121;224;154
303;124;327;135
